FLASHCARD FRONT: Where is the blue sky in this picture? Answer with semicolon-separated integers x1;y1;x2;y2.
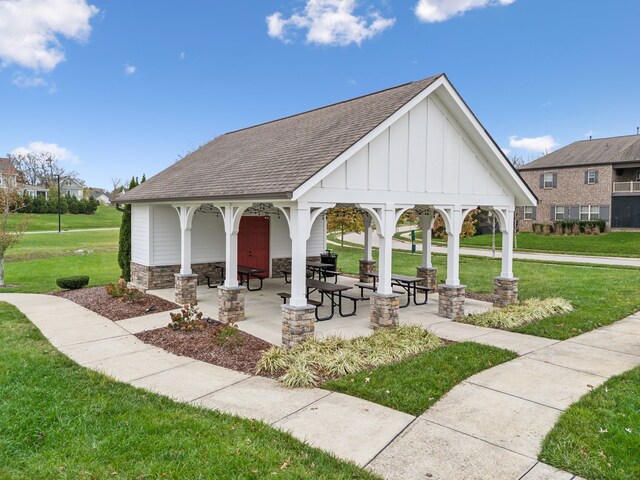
1;0;639;189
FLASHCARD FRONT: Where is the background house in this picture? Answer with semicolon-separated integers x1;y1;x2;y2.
518;134;640;230
59;176;85;200
88;189;111;205
0;157;49;198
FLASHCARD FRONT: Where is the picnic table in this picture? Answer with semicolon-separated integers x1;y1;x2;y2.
206;262;267;291
306;279;361;321
365;273;431;308
280;262;337;283
278;279;364;321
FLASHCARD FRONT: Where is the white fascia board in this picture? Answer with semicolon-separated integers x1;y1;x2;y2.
436;81;537;207
291;76;446;200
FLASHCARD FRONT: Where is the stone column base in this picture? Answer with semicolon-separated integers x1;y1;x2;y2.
359;260;377;283
370;293;400;330
282;304;315;349
416;267;437;289
218;286;246;323
438;284;466;319
493;277;519;308
174;274;198;305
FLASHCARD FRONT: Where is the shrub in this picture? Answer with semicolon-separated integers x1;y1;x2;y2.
56;275;90;290
168;304;204;331
211;317;244;349
256;325;443;388
105;278;141;303
459;298;573;329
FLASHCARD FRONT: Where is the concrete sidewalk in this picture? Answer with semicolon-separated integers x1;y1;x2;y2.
2;292;639;479
25;227;119;234
338;231;640;268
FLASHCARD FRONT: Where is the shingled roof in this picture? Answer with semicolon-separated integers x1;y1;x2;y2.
519;135;640;171
0;158;19;177
118;74;443;203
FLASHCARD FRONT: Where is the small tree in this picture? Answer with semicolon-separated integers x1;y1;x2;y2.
0;187;28;287
118;175;145;281
326;207;364;247
432;210;479;239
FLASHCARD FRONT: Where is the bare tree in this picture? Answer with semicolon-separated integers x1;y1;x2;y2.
111;177;122;191
0;186;28;287
7;152;78;188
508;154;524;248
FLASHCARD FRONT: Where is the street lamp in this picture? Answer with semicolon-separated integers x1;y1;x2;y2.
57;174;61;233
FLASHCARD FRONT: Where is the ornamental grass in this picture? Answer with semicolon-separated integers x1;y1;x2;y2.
256;325;443;388
459;297;573;329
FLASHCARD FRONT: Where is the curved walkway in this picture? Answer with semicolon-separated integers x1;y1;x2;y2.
2;293;639;479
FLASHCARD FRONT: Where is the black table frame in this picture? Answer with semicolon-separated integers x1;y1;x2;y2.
306;279;355;321
367;273;429;308
208;263;267;291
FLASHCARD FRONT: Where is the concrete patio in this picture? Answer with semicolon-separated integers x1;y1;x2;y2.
148;276;493;346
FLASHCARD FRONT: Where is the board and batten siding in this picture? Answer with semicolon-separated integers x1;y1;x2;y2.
133;205;327;268
315;95;508;201
131;204;150;265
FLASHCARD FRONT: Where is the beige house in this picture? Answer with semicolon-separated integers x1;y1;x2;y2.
518;134;640;230
0;157;49;198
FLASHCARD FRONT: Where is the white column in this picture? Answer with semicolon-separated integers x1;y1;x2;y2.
376;204;396;295
362;213;373;261
174;204;199;275
500;209;515;278
446;208;463;286
290;203;311;307
420;212;435;268
217;204;248;288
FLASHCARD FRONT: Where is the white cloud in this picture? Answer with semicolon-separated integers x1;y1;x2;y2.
0;0;99;71
124;64;136;75
180;52;186;60
415;0;515;23
11;141;80;164
12;72;47;88
266;0;395;46
509;135;558;153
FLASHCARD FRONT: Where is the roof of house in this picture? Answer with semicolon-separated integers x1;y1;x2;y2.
0;157;19;176
519;135;640;171
20;184;49;191
117;75;444;203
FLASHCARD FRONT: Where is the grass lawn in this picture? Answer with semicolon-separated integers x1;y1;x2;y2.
10;206;122;232
2;230;120;293
323;342;516;416
399;230;640;258
539;366;640;480
332;245;640;340
0;303;375;479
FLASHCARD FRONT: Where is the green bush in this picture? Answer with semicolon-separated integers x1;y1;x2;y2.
56;275;90;290
532;220;606;235
459;297;573;329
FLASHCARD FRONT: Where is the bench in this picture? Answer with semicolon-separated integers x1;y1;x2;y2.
354;282;375;298
337;291;367;317
204;272;222;288
413;285;434;305
277;292;321;307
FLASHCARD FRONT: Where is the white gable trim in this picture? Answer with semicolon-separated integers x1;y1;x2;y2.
292;76;536;206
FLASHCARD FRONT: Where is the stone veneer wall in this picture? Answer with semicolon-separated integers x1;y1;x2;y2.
271;256;322;278
493;277;519;308
130;262;222;290
438;285;466;319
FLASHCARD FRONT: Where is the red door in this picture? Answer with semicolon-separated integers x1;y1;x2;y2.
238;216;270;273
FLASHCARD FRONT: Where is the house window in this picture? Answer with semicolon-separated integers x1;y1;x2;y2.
554;206;565;221
523;206;534;220
543;173;554;189
636;170;640;182
579;205;600;221
587;170;597;184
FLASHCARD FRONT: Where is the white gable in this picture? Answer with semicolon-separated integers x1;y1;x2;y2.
309;94;510;206
297;79;535;208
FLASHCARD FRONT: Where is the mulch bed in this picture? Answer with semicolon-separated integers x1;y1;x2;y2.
136;320;276;377
466;291;494;303
53;286;178;321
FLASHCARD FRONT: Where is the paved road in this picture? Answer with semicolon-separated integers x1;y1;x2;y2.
339;231;640;268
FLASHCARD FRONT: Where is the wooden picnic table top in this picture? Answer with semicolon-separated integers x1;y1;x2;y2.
211;262;266;275
306;261;335;269
306;278;352;293
367;272;423;283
